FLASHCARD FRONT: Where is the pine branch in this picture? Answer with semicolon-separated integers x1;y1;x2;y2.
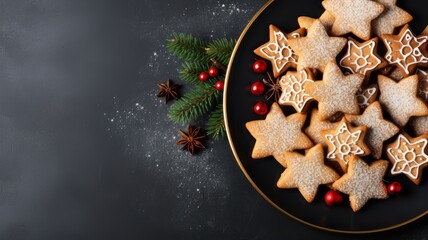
168;82;220;124
207;104;225;139
179;61;211;86
167;33;210;63
206;38;236;67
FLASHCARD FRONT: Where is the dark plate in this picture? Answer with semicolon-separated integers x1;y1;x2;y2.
224;0;428;233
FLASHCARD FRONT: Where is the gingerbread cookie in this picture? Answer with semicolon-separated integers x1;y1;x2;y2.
409;116;428;136
346;101;399;159
378;74;428;127
298;11;335;32
278;68;314;113
254;25;305;78
305;62;364;120
382;24;428;77
333;156;388;212
386;132;428;185
388;66;405;81
372;0;413;37
356;84;378;111
322;0;384;40
288;20;346;72
305;109;339;147
277;144;340;203
245;103;313;163
322;118;371;173
417;69;428;101
339;37;387;80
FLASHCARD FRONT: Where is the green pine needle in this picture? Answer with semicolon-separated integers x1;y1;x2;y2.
179;61;211;86
167;33;210;63
206;38;236;66
168;82;220;124
207;104;225;139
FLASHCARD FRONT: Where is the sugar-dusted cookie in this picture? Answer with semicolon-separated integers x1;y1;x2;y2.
305;109;339;147
322;118;371;173
382;25;428;77
322;0;384;40
245;103;313;163
409;116;428;136
298;11;335;32
417;69;428;102
333;156;388;212
288;20;346;72
278;68;314;113
386;132;428;185
388;66;404;81
276;144;340;203
339;37;387;80
254;25;305;78
356;84;378;111
378;74;428;127
372;0;413;37
305;62;364;120
346;101;399;159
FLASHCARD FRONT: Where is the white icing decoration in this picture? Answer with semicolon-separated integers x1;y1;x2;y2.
384;29;428;75
356;87;377;109
387;134;428;180
260;31;300;74
325;122;364;165
340;40;381;76
279;69;314;112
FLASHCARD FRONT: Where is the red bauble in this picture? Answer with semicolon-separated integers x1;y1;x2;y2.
215;80;224;91
253;101;268;115
253;60;268;74
324;190;343;206
208;67;219;77
250;82;265;96
387;182;402;195
199;72;210;82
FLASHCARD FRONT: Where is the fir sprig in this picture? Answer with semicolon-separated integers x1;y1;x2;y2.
168;82;221;124
207;104;226;140
167;33;210;63
179;61;211;86
206;38;236;67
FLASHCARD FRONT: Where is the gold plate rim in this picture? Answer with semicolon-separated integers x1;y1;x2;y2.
223;0;427;234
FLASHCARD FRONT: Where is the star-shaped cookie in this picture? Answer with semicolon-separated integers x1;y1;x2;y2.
304;108;339;147
378;74;428;127
356;84;378;111
288;20;346;72
382;25;428;77
333;156;388;212
322;0;384;40
322;118;371;173
346;101;399;159
372;0;413;37
386;132;428;185
339;37;387;80
278;68;314;113
298;11;335;32
305;62;364;120
254;25;305;78
276;144;339;203
245;103;313;163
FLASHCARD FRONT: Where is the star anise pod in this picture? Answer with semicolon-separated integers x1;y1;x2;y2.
177;125;205;155
263;71;282;102
156;79;181;104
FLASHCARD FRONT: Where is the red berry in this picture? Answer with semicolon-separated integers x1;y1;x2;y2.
208;67;219;77
199;72;210;82
387;182;402;195
215;80;224;91
253;101;268;115
250;82;265;96
253;60;267;74
325;190;343;206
